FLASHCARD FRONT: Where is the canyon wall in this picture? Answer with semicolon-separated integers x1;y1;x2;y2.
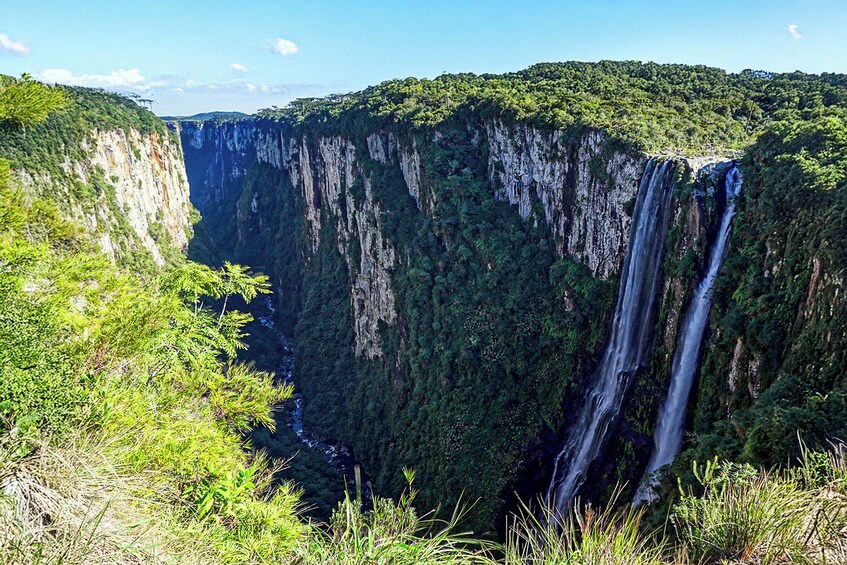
177;107;845;529
19;127;192;265
177;115;729;525
178;118;651;350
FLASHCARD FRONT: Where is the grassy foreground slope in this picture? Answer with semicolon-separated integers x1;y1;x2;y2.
0;75;307;562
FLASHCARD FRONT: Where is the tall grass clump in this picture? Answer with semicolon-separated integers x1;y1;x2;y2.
295;468;496;564
671;445;847;564
502;489;667;565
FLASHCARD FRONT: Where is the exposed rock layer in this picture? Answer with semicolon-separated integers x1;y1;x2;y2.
176;116;802;521
179;119;660;359
22;127;192;264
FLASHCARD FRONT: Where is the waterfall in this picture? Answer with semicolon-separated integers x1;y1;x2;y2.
547;160;676;516
633;166;742;505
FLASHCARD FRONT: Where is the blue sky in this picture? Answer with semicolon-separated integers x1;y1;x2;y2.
1;0;845;116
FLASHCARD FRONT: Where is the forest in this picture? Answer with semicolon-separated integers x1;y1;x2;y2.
214;62;847;528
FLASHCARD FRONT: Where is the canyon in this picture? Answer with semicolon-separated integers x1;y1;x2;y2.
171;113;766;525
22;93;837;527
2;62;845;560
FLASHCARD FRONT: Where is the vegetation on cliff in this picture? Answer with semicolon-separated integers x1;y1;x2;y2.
186;61;847;530
1;74;173;180
1;81;306;563
260;61;846;154
284;129;617;526
688;108;847;471
1;73;188;273
0;73;67;126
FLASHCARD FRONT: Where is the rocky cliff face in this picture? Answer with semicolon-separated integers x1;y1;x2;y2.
180;119;654;355
85;128;191;263
176;120;262;215
289;133;399;357
181;120;404;357
21;127;192;264
485;121;645;278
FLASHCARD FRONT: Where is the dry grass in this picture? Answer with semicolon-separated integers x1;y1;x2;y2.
3;429;847;564
0;434;225;564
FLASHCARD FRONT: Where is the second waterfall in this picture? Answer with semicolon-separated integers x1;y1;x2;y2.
633;165;742;504
547;159;676;516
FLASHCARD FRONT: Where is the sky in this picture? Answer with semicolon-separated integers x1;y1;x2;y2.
1;0;845;116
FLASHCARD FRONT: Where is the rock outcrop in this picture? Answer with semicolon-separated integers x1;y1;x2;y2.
485;121;645;278
21;127;192;264
85;128;192;262
289;134;398;357
179;119;658;356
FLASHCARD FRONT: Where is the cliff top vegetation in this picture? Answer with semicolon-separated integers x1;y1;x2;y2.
0;73;175;181
254;60;847;154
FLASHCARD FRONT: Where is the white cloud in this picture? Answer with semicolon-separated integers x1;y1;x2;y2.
265;38;299;56
230;63;248;73
0;33;30;55
179;79;296;95
33;64;318;114
38;67;165;91
161;79;306;97
788;24;802;40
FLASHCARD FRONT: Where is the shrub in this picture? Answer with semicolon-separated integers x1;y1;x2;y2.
504;490;667;565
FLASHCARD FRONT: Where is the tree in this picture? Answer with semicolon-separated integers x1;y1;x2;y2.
0;74;67;127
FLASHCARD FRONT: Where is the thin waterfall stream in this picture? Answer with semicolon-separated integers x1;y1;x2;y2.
547;160;676;516
633;166;742;504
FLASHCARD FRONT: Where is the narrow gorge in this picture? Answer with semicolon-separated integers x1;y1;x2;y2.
170;89;807;527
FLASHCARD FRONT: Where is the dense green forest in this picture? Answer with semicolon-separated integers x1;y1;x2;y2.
693;111;847;463
2;64;847;563
260;61;847;153
286;127;617;525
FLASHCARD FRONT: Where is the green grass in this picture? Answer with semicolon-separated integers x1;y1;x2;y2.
671;447;847;564
294;471;496;564
503;490;667;565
